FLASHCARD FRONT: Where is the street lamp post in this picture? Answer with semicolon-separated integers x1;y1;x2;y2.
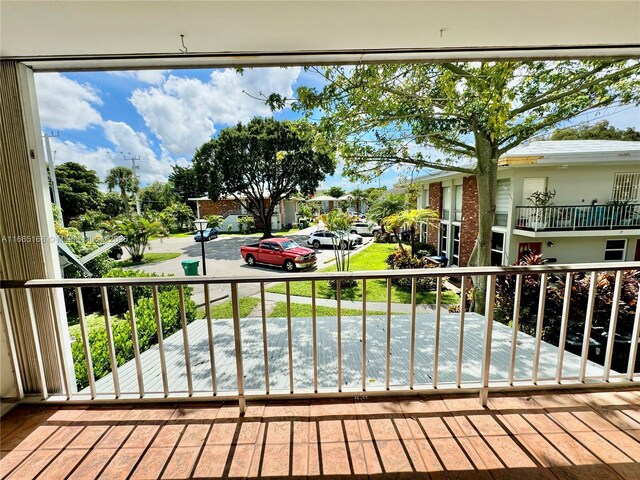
194;218;208;275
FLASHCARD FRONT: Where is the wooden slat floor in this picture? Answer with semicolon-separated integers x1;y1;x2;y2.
2;390;640;479
86;313;608;397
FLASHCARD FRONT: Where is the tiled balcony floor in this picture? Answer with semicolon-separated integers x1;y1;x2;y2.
1;389;639;479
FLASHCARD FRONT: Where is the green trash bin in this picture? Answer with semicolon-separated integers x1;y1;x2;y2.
181;259;200;276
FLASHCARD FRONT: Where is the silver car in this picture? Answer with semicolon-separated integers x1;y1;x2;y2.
307;230;363;249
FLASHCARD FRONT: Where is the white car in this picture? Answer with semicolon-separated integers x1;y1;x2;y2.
349;221;382;236
307;230;363;249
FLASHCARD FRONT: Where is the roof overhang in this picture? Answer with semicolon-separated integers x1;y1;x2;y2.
1;1;639;71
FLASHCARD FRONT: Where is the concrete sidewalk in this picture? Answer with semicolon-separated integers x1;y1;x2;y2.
256;291;439;313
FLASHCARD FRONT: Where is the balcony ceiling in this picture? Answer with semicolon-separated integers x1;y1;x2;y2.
1;1;639;71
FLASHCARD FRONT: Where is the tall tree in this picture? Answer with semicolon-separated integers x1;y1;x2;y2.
326;186;346;198
54;162;101;223
105;166;138;214
139;181;178;212
194;117;335;238
550;120;640;141
168;164;206;206
280;60;640;311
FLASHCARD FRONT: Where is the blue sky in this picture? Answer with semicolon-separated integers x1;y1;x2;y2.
34;67;640;191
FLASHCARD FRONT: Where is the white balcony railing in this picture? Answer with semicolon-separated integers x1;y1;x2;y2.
1;262;639;412
515;204;640;231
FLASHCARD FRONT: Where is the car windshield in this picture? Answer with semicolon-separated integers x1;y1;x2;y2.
280;240;300;250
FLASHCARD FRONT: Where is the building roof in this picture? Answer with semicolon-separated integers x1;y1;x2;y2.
503;140;640;157
414;140;640;183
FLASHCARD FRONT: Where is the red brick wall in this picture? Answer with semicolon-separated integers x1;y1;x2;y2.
427;182;442;246
198;199;242;218
459;176;479;266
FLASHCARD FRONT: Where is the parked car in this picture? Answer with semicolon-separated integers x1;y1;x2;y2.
108;245;123;260
307;230;363;249
349;221;381;236
194;228;219;242
240;237;316;271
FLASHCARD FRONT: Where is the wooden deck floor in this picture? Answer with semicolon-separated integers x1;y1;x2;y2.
2;390;640;479
87;313;607;396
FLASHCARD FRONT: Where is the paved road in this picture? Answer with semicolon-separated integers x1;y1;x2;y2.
124;231;374;305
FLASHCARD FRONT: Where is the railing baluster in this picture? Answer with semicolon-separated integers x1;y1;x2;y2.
603;270;623;381
152;285;169;397
48;288;71;400
286;281;294;394
203;284;217;395
626;288;640;381
100;287;120;399
456;276;466;388
312;280;318;393
0;289;24;399
260;282;270;394
362;278;367;391
409;277;417;389
178;285;193;396
479;275;496;406
579;271;598;382
508;274;523;386
126;285;144;397
433;277;442;388
555;273;573;384
385;278;392;390
337;279;342;392
230;283;245;413
74;287;94;399
532;273;548;384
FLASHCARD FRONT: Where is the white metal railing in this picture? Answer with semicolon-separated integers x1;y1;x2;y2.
1;262;639;412
515;203;640;231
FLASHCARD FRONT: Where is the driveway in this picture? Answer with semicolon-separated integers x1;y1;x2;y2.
123;232;373;305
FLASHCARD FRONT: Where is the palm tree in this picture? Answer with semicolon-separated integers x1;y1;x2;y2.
350;188;366;213
102;215;164;262
383;209;439;257
318;209;354;272
105;167;138;214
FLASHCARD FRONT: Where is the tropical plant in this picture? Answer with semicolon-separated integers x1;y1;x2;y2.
383;209;439;257
237;215;255;233
102;215;164;262
161;203;194;231
205;214;224;229
69;210;105;241
105;166;138;214
385;249;441;292
318;209;354;273
194;117;335;238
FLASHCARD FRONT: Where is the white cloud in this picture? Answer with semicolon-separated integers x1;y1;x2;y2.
109;70;167;85
48;137;116;185
35;73;103;130
130;67;301;156
103;121;174;184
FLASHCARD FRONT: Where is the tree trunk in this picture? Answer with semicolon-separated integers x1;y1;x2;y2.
468;134;498;314
260;201;274;239
410;225;416;257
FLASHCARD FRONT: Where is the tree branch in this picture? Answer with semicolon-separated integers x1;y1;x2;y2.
350;155;475;174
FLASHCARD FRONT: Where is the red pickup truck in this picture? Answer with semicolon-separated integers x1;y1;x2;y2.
240;237;317;271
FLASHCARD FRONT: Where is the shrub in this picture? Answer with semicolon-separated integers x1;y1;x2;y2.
71;285;196;390
327;278;358;289
385;248;442;292
102;267;177;315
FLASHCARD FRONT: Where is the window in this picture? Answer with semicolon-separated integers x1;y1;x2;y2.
604;239;626;261
454;185;463;222
612;173;640;202
422;188;429;209
491;231;505;266
451;225;460;266
494;178;510;227
439;223;448;257
442;186;451;221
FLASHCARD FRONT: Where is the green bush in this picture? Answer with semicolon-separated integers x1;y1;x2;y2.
385;248;441;292
103;267;175;315
71;286;196;390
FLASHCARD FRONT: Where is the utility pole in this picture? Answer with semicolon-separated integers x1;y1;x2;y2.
122;153;142;215
43;131;63;226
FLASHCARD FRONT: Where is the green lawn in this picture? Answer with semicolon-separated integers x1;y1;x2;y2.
268;243;459;305
268;302;388;318
117;252;181;268
198;297;260;319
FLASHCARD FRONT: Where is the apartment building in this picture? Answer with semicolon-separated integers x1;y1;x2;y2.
417;140;640;266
